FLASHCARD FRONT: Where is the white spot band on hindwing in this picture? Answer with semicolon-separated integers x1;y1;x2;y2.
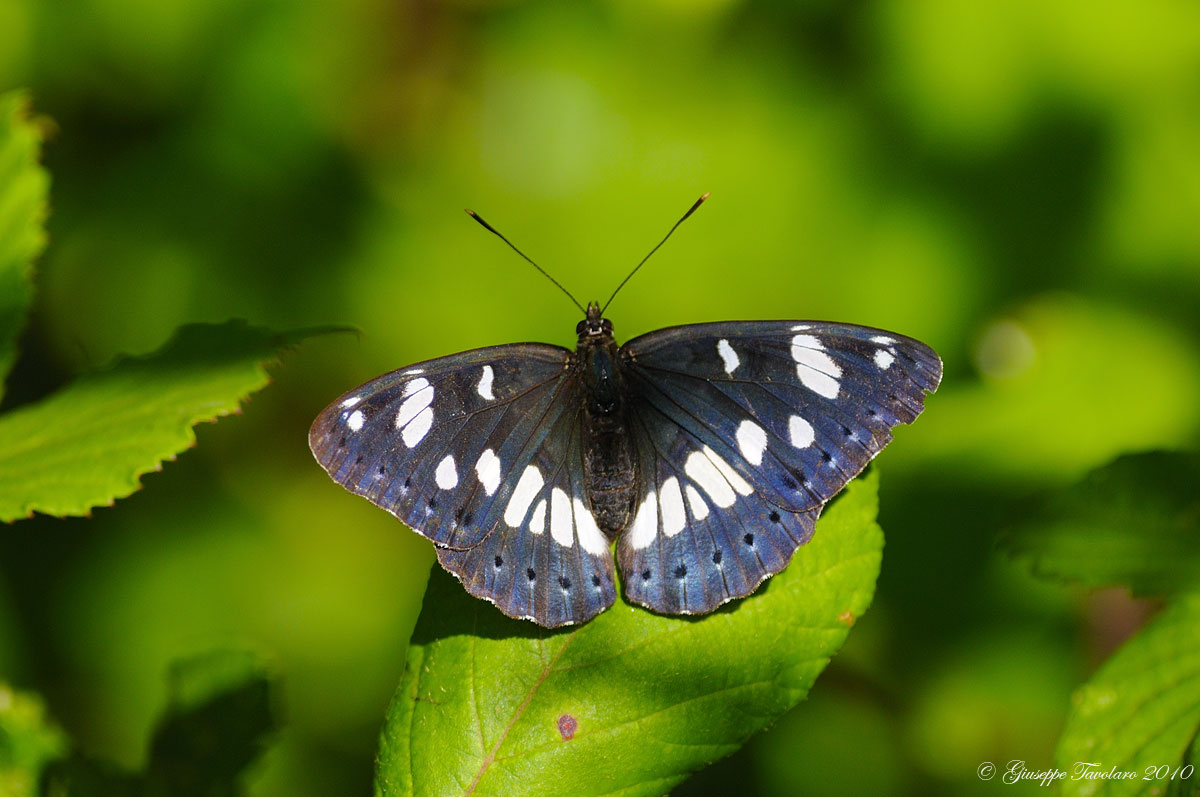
550;487;573;547
530;499;547;534
874;349;895;369
659;477;686;537
628;490;658;550
685;485;709;520
347;410;364;431
573;498;608;555
504;465;544;528
684;445;753;508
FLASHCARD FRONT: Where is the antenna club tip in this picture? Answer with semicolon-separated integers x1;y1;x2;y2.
699;191;711;201
464;208;477;216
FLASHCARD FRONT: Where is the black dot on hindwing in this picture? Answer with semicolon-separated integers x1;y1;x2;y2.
493;555;503;569
526;568;536;582
673;564;687;579
712;550;723;565
462;511;473;525
821;451;832;463
769;511;781;523
743;533;754;546
559;576;571;590
427;497;437;510
782;474;797;490
591;574;601;587
641;569;652;581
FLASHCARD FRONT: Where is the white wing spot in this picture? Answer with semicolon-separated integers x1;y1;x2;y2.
717;339;740;374
403;368;425;375
573;498;608;555
628;490;659;550
704;445;753;496
685;445;754;508
346;410;364;431
789;415;815;448
870;335;895;345
474;449;501;496
530;499;547;534
874;348;895;370
476;365;495;400
550;487;574;548
403;377;430;396
685;485;709;520
791;334;842;399
396;382;435;428
401;407;433;447
435;455;458;490
340;396;361;408
791;324;812;331
659;477;686;537
735;420;768;466
504;465;543;527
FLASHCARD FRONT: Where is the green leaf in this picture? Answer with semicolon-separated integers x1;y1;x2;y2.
144;650;276;795
1057;593;1200;797
1003;451;1200;596
42;650;278;797
1166;727;1200;797
0;320;341;522
376;470;883;797
0;683;68;797
0;90;50;400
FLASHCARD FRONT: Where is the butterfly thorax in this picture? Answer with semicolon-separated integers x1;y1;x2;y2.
576;303;637;535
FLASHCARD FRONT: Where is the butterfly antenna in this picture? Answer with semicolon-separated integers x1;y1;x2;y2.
601;192;710;315
465;209;586;315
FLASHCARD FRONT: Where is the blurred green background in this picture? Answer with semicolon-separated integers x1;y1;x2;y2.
2;0;1200;794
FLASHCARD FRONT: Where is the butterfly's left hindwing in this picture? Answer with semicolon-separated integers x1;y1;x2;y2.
309;344;617;627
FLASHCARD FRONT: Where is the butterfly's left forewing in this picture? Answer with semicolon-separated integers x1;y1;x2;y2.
309;343;617;626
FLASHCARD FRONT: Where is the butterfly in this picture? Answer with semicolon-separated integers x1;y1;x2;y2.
309;195;942;627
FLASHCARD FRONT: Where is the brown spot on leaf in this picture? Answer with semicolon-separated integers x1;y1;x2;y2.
557;713;578;740
838;610;854;627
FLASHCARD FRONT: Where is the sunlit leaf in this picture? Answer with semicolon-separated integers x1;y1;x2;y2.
0;90;49;400
0;683;67;797
376;470;883;797
1004;451;1200;596
0;320;342;522
1057;593;1200;796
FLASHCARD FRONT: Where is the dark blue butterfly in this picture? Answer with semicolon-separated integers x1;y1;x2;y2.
309;198;942;627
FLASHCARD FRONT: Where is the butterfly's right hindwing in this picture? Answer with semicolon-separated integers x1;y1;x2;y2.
309;343;616;626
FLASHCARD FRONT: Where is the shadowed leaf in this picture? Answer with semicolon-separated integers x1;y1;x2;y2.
0;90;50;401
1004;451;1200;596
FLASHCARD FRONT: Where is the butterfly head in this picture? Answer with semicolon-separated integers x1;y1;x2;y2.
576;301;614;342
